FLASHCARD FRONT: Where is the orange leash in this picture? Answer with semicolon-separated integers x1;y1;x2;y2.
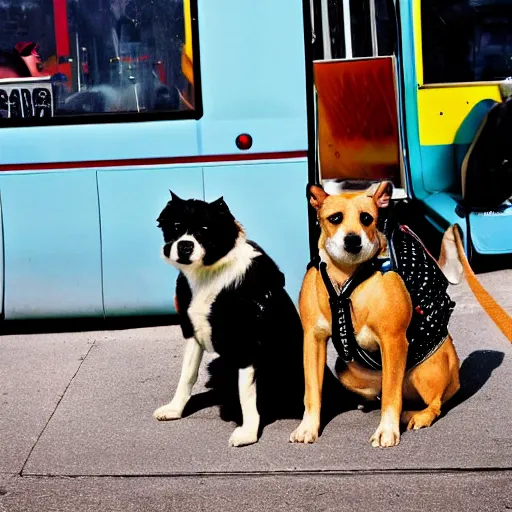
453;225;512;343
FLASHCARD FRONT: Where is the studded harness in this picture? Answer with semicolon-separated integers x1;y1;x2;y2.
309;223;456;371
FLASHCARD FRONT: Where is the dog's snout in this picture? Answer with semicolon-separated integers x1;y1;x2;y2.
344;233;362;254
177;240;194;256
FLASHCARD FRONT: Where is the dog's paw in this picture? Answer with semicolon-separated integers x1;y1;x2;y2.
228;427;258;447
403;409;437;430
289;420;319;444
153;404;183;421
369;424;400;448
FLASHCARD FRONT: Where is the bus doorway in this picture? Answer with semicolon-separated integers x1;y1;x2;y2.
306;0;407;196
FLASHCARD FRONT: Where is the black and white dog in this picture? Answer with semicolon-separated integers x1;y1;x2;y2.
153;192;304;447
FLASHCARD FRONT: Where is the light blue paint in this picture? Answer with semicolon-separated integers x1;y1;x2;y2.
97;166;204;317
470;210;512;255
199;117;308;156
0;171;103;319
420;145;457;194
398;0;427;200
453;99;496;172
454;99;496;145
423;192;465;231
203;160;309;305
422;187;512;256
422;192;469;256
0;193;4;317
197;0;308;155
393;56;413;196
0;120;200;165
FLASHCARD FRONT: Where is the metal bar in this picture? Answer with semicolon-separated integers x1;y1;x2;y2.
369;0;379;56
320;0;332;59
75;32;81;91
342;0;352;59
310;0;316;44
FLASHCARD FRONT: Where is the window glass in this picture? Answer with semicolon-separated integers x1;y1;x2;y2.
422;0;512;84
321;0;396;59
0;0;198;123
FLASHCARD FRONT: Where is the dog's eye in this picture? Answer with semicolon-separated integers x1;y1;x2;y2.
360;212;374;226
327;212;343;225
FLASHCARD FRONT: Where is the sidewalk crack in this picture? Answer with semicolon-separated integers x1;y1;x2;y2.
19;340;97;476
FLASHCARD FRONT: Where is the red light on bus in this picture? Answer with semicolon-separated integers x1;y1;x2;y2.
236;133;253;150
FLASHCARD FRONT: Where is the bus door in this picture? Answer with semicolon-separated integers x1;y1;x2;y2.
399;0;512;263
308;0;408;200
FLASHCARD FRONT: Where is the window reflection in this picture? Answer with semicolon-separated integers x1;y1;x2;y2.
0;0;196;120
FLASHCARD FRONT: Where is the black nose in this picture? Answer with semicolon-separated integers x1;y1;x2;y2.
177;240;194;257
344;233;362;254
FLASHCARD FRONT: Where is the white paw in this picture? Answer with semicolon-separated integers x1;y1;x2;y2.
228;426;258;447
289;419;319;444
370;424;400;448
153;403;183;421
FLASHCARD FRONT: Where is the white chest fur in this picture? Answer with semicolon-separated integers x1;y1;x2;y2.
183;240;260;353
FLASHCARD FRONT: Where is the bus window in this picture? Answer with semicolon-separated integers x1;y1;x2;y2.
422;0;512;84
318;0;396;60
0;0;199;123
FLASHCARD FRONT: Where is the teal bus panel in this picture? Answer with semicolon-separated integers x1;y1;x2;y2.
203;160;309;305
0;195;4;318
0;171;103;319
97;166;204;317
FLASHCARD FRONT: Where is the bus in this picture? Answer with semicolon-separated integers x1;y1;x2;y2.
0;0;510;322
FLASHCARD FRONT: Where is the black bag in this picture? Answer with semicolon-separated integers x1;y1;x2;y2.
461;97;512;210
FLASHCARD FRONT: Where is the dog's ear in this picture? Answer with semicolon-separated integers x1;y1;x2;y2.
209;196;230;214
169;190;184;203
368;180;393;208
309;185;329;210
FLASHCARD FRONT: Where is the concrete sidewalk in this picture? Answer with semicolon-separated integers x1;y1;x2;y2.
0;271;511;511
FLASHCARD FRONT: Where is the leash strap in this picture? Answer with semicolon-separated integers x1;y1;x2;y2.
453;225;512;343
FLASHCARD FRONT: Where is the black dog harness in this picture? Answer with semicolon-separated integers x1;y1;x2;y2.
309;224;456;371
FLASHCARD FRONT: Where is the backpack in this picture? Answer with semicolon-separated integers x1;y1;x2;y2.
461;97;512;210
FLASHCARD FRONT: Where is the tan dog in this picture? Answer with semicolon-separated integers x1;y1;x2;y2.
289;181;461;448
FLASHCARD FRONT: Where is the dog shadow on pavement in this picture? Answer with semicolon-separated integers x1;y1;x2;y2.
442;349;504;415
320;349;506;435
181;349;504;437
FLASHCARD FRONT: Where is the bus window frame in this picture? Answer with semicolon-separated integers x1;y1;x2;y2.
0;0;203;129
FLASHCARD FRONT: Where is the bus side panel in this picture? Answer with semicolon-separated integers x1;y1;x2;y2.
203;160;309;305
0;171;103;319
97;166;203;317
0;121;200;166
0;194;4;318
197;0;308;155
